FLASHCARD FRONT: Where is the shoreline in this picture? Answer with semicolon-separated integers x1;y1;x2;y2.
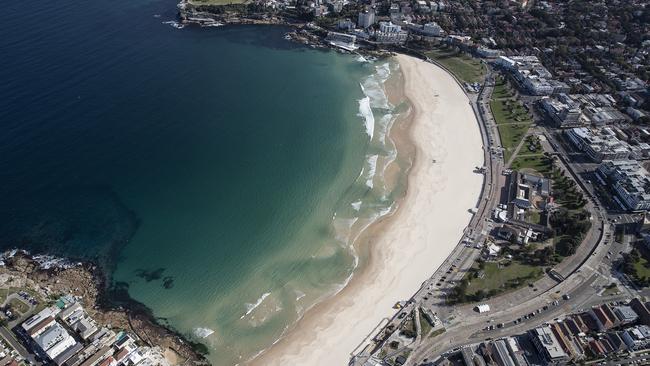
0;250;208;366
249;54;485;365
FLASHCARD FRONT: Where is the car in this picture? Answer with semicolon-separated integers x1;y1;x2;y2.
497;323;504;328
543;305;548;310
563;294;571;300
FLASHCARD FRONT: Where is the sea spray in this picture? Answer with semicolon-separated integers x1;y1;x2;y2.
357;96;374;139
364;155;379;189
193;327;215;338
241;58;410;366
241;292;271;319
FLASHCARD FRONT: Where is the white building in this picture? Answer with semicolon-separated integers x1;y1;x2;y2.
622;325;650;350
357;9;375;29
614;306;639;324
375;21;408;44
491;340;516;366
584;106;627;125
540;94;583;127
497;55;569;95
565;127;649;162
476;47;501;58
476;304;490;313
529;326;570;364
34;323;78;360
337;19;354;31
326;32;357;51
422;22;443;36
597;160;650;211
22;306;60;333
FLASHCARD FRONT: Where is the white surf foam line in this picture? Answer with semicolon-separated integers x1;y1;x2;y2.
162;20;185;29
193;327;215;339
241;292;271;319
295;290;306;301
376;113;394;146
351;200;362;211
359;62;393;110
357;96;374;140
247;60;404;366
365;154;378;189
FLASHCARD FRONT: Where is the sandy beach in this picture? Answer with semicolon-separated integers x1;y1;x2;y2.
251;54;485;366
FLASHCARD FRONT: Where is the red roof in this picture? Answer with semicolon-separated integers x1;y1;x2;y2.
115;348;129;361
28;316;55;336
98;356;114;366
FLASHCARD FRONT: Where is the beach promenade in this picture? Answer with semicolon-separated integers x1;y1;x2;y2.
250;55;484;366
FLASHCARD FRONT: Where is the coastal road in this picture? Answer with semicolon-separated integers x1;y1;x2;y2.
350;65;504;366
404;95;620;366
0;326;40;365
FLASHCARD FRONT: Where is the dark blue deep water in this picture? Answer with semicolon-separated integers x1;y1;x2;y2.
1;0;373;363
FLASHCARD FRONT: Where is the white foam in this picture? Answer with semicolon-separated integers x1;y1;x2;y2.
357;96;374;140
375;62;391;82
377;113;394;146
241;292;271;319
162;20;185;29
193;327;215;338
359;62;392;110
351;200;362;211
365;155;378;189
295;290;306;301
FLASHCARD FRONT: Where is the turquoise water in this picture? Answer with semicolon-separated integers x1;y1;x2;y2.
0;0;406;363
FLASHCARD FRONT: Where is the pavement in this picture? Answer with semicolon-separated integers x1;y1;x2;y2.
350;66;510;366
402;93;642;366
0;325;40;365
352;63;643;366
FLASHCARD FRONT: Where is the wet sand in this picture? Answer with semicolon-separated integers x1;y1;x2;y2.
250;54;484;366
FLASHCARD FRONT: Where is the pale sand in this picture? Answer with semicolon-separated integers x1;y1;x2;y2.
251;54;484;366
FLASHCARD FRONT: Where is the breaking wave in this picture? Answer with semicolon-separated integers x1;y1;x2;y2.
241;292;271;319
357;96;374;140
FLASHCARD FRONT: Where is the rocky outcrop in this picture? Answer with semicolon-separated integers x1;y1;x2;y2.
0;253;208;366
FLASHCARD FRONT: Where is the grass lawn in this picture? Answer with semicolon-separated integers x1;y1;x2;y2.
495;122;530;162
8;298;29;314
425;47;486;84
622;245;650;287
429;328;445;338
466;262;543;296
418;311;432;336
0;288;42;306
490;77;533;161
492;79;514;98
525;210;542;225
633;254;650;281
603;283;621;296
510;154;553;177
490;98;531;124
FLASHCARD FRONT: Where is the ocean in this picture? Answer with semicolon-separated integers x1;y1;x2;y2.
0;0;408;364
